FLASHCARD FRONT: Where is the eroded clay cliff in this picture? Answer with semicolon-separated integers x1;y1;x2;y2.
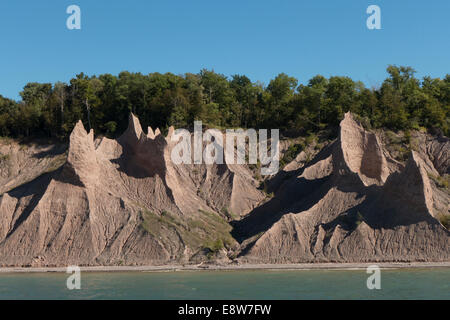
0;113;448;266
233;113;449;263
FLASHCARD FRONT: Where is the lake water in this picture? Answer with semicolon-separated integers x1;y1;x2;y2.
0;268;448;299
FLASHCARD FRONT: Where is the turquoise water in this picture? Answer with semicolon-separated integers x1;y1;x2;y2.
0;269;448;299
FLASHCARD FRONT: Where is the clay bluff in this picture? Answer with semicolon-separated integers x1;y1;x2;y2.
0;112;448;267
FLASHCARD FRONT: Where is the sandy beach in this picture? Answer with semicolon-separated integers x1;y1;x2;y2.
0;261;449;273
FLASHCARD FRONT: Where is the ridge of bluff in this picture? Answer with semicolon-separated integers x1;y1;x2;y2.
0;114;263;266
233;113;449;263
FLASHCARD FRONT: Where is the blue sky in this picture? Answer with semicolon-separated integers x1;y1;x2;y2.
0;0;449;100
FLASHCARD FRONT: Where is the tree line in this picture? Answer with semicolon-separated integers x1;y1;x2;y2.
0;65;448;140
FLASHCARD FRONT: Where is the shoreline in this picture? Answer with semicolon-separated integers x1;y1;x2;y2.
0;262;449;273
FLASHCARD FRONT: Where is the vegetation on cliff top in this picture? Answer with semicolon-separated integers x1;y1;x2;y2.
0;65;448;140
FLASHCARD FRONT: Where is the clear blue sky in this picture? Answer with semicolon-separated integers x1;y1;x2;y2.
1;0;449;100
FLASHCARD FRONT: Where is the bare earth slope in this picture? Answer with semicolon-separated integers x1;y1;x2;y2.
0;113;448;266
0;115;263;267
233;113;449;263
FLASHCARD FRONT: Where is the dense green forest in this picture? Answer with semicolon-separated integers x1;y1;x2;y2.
0;65;449;140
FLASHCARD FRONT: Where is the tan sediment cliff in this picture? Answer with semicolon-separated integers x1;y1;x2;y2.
0;114;263;267
233;113;449;263
0;113;448;266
